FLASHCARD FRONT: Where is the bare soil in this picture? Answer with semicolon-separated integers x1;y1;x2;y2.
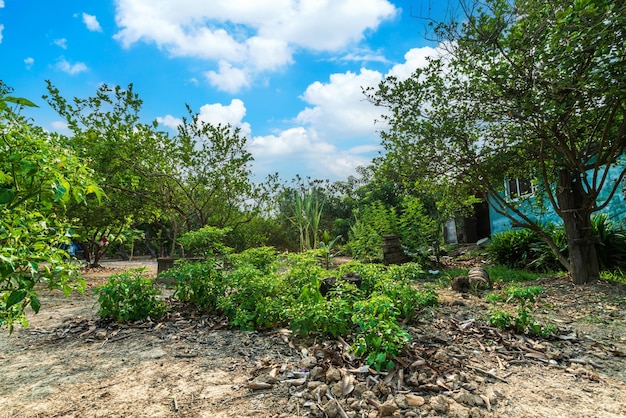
1;258;626;417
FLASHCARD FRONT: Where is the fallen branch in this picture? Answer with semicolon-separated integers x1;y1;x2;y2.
466;365;509;383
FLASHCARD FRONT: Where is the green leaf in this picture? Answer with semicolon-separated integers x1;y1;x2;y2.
30;294;41;313
0;188;15;205
3;96;39;108
6;290;27;308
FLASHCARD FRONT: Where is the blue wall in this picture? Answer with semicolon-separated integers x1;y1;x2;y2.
488;165;626;235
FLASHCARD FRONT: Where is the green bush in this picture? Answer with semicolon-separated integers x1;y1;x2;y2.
487;215;626;273
160;251;440;371
95;269;168;322
487;285;556;338
351;293;411;371
397;195;440;263
228;246;277;274
347;202;398;262
288;280;361;338
386;262;426;282
178;225;232;257
593;214;626;271
162;259;225;311
487;226;565;272
376;265;437;320
217;266;287;330
337;261;386;293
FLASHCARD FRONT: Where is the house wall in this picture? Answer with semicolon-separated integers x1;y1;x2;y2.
488;165;626;235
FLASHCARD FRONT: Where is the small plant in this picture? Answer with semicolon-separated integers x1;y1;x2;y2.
217;266;287;330
95;268;168;322
352;293;411;371
337;261;386;293
487;285;556;338
164;259;225;311
593;214;626;271
288;281;359;338
488;309;513;329
228;246;277;274
386;262;426;282
318;233;342;269
600;269;626;284
375;275;438;320
487;227;565;272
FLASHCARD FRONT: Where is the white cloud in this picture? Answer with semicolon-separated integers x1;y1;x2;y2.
339;48;389;64
53;38;68;49
0;1;4;7
156;114;182;130
245;36;292;71
205;61;250;93
51;120;69;132
296;68;386;137
250;127;329;158
249;127;377;179
386;46;444;80
82;13;103;32
113;0;397;92
55;57;88;75
24;57;34;69
0;24;4;44
158;98;251;138
262;0;396;51
197;99;252;137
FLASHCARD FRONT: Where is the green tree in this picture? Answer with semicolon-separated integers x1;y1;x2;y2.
0;83;100;331
166;108;277;235
368;0;626;284
44;82;169;265
45;84;276;260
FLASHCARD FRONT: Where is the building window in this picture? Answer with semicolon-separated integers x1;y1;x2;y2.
505;178;534;199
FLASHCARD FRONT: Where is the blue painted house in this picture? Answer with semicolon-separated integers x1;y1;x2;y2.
444;164;626;244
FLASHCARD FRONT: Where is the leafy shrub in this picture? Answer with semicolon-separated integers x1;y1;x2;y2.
487;309;513;329
347;202;398;262
386;262;426;282
593;214;626;271
178;225;232;257
217;266;287;330
352;293;411;371
488;215;626;273
487;226;565;272
282;251;328;289
337;261;386;293
600;269;626;284
161;250;440;371
397;195;439;263
487;285;556;338
162;259;225;311
375;268;438;320
289;280;360;338
95;269;168;322
228;246;277;274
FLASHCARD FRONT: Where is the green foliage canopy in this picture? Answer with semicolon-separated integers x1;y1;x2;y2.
0;82;101;331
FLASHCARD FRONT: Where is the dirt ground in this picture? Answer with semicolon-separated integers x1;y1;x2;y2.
1;258;626;417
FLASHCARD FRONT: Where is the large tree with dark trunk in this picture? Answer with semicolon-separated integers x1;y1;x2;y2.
367;0;626;284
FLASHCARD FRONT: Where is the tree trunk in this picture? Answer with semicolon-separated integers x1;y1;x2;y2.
117;244;130;261
556;170;599;285
145;229;157;258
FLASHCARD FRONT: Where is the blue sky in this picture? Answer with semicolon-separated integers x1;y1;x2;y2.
0;0;458;182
